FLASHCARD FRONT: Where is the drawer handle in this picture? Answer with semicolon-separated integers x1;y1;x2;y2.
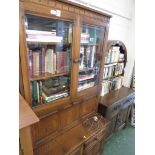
72;100;82;105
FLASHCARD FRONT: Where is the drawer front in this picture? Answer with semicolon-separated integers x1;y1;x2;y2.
31;112;59;143
67;145;83;155
84;130;105;150
80;97;97;117
84;134;104;155
60;104;80;128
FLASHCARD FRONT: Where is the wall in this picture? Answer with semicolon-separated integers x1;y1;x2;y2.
69;0;135;87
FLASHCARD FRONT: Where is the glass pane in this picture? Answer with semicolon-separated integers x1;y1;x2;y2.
78;25;104;92
25;14;72;107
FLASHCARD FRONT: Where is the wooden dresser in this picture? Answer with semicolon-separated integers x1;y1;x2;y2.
98;86;135;140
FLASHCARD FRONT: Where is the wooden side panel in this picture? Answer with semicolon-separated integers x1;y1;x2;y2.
31;112;59;143
80;97;97;117
60;104;80;128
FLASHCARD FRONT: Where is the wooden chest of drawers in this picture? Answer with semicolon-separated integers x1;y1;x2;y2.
98;87;135;139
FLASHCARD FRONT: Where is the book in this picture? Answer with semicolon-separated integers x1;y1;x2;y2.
32;81;38;106
45;48;54;74
42;48;45;74
56;52;67;73
29;49;33;77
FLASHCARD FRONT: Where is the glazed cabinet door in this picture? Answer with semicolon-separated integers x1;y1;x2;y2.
77;25;105;93
20;1;76;108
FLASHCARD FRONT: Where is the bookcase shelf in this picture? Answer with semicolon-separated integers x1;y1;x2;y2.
101;40;127;96
30;72;70;81
104;60;126;65
81;43;100;46
27;41;71;46
103;74;123;81
79;67;95;72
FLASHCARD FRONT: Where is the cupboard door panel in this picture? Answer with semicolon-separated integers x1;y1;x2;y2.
34;140;65;155
60;104;80;128
77;24;105;93
31;112;59;142
80;97;97;117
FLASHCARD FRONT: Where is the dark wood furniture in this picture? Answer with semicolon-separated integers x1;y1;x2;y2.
19;0;111;154
98;86;135;140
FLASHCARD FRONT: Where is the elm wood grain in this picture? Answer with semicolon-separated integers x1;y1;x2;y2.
58;0;112;18
31;111;59;143
20;127;34;155
100;86;134;107
19;56;25;98
19;94;39;129
19;94;39;155
19;8;32;105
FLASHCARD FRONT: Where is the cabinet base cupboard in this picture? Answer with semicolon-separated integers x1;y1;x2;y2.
19;0;111;154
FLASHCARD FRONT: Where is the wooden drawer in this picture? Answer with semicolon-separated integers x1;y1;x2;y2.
84;130;105;150
84;134;105;155
31;111;59;143
80;97;97;117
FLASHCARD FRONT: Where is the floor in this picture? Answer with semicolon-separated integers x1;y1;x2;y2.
103;124;135;155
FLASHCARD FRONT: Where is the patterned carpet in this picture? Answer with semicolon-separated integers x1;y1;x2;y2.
103;124;135;155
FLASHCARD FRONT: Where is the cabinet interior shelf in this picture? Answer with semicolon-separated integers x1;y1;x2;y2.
27;41;71;46
80;43;100;46
104;61;125;65
30;72;70;81
103;74;123;81
79;67;95;72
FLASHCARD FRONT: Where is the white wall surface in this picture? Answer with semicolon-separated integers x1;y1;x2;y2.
69;0;135;87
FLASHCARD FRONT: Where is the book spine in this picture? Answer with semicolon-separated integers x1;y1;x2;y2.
32;81;38;106
29;50;33;77
60;52;65;73
33;52;37;76
39;50;42;75
53;53;56;74
36;52;40;76
42;48;45;74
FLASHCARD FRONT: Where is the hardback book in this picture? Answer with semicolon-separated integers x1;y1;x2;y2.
45;48;54;74
29;49;33;77
42;47;45;74
32;81;38;106
32;52;40;76
80;46;85;69
56;52;66;73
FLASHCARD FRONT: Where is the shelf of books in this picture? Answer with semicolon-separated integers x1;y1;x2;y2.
78;25;105;92
25;14;73;107
101;43;126;96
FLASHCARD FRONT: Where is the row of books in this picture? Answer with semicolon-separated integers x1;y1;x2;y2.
26;25;72;43
104;46;124;63
28;47;70;77
103;63;124;79
79;45;96;69
101;76;123;96
78;80;95;91
81;27;97;44
31;77;69;106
